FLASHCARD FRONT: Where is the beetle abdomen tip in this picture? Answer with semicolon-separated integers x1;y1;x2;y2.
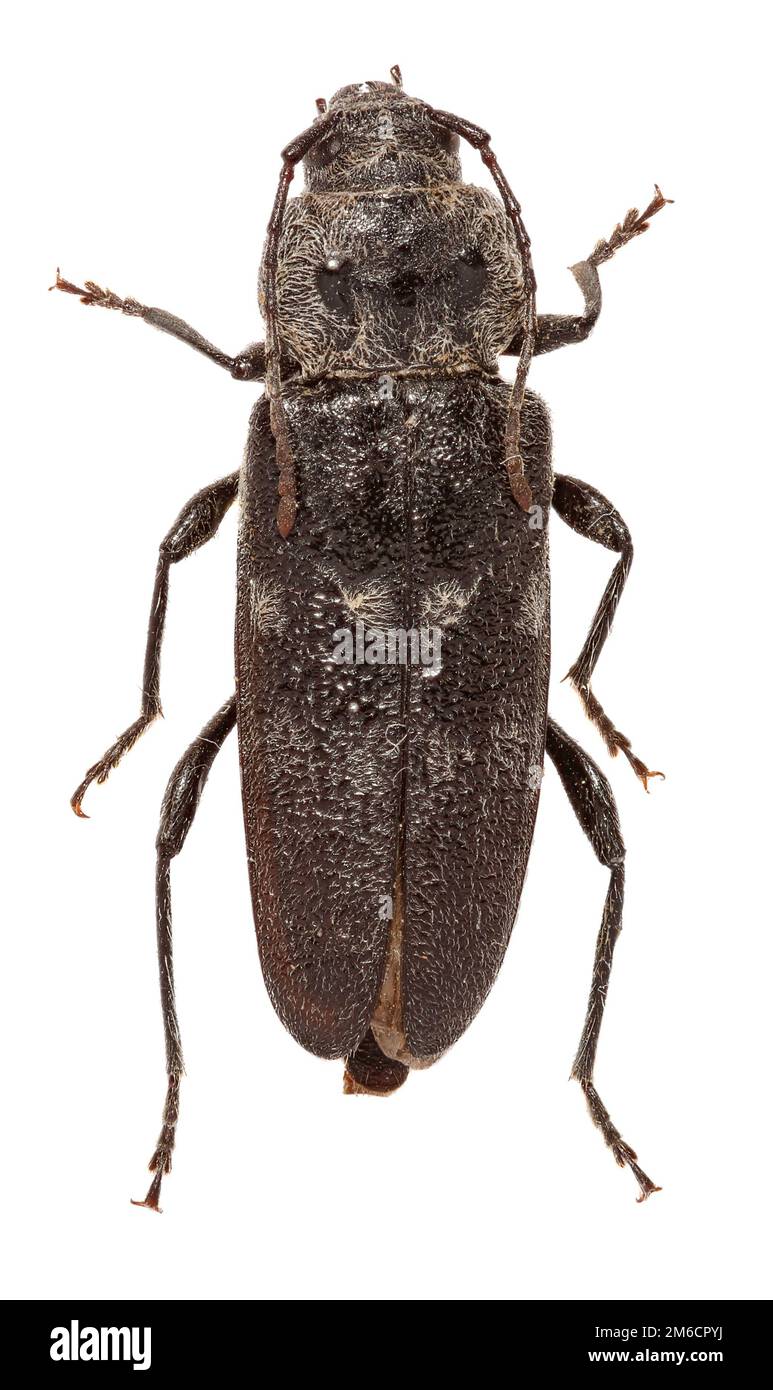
343;1029;409;1096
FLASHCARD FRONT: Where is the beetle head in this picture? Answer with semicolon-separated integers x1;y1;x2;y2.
303;78;462;193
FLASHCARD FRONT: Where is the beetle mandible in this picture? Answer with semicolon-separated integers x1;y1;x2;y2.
54;66;670;1210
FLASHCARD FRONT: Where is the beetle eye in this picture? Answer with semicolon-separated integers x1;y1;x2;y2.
310;133;343;168
430;122;460;156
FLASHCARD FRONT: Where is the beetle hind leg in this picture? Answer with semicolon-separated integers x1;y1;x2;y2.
132;695;237;1213
546;716;661;1202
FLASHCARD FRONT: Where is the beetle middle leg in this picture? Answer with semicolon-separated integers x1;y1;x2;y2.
552;473;664;791
71;473;240;816
545;716;660;1201
132;695;237;1213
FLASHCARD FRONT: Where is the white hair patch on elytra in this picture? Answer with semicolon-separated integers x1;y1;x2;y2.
249;576;286;637
338;578;399;628
419;577;481;629
513;565;549;637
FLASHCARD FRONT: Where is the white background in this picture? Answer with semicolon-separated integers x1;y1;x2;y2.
2;0;771;1301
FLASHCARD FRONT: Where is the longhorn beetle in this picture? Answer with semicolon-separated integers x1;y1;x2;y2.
54;67;670;1210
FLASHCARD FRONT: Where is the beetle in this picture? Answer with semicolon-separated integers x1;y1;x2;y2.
54;67;669;1210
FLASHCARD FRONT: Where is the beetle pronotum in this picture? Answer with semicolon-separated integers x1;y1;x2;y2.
55;66;669;1210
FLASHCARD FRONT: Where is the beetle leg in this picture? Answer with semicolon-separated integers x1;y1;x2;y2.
71;473;240;816
552;474;664;792
51;269;268;380
506;260;602;357
545;717;661;1202
505;187;670;358
132;695;237;1213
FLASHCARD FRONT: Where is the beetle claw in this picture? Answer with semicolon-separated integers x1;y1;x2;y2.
70;769;99;817
131;1165;165;1213
640;769;665;793
69;714;159;818
131;1142;173;1213
625;751;666;793
630;1160;663;1203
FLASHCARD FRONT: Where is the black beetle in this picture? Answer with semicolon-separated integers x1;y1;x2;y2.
54;67;669;1210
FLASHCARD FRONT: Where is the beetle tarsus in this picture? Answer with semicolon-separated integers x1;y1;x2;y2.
50;267;140;313
132;1073;181;1215
567;674;664;792
49;269;86;297
577;1078;661;1203
587;185;672;269
70;712;159;817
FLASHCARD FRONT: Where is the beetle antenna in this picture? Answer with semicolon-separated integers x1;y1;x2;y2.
425;107;537;511
315;97;327;115
263;109;342;537
390;64;403;88
263;162;296;536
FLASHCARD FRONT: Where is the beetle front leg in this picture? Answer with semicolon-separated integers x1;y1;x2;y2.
552;474;664;791
51;270;267;381
505;186;671;358
132;695;237;1213
546;717;660;1202
71;472;240;816
505;259;602;357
